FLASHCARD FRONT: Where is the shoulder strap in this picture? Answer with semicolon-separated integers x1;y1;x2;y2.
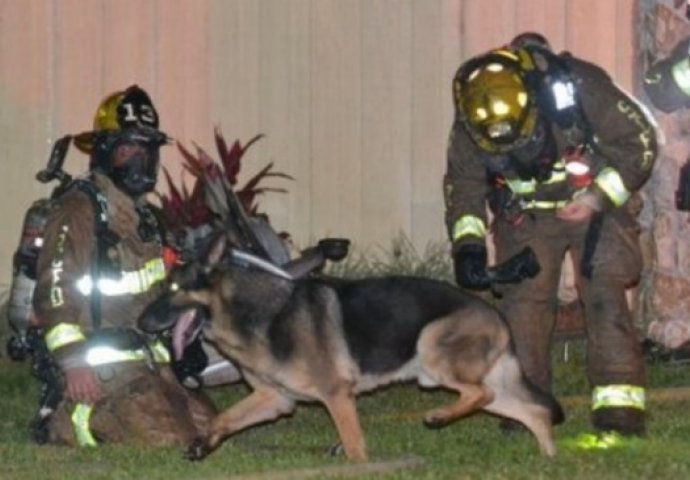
64;179;111;330
521;47;594;147
70;179;109;236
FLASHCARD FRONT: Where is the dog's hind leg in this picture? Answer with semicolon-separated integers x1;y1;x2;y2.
482;353;557;457
186;386;295;461
417;316;498;427
423;383;494;428
321;388;367;462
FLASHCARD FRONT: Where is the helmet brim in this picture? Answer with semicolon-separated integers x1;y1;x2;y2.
74;127;170;155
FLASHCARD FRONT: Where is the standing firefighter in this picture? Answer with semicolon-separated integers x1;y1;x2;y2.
444;33;658;438
31;85;216;446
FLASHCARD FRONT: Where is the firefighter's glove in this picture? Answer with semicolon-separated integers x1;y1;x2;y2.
488;246;541;284
453;244;492;291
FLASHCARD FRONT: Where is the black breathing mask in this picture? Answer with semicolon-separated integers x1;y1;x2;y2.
509;119;558;182
92;127;168;196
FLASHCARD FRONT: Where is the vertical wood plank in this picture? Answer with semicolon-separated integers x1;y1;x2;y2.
615;0;635;91
155;0;210;164
565;0;620;85
310;0;362;244
51;0;104;175
459;0;516;58
209;0;260;148
410;0;448;250
257;0;312;246
360;0;413;248
101;0;157;92
515;0;567;51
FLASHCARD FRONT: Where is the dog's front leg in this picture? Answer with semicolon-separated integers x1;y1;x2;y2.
186;387;295;461
322;389;367;462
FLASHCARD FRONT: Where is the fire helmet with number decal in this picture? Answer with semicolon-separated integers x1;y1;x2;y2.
75;85;169;195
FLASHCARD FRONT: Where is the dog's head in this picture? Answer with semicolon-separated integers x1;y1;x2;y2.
139;231;294;359
138;232;230;359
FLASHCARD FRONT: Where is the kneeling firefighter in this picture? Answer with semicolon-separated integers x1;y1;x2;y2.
28;85;216;446
444;34;658;436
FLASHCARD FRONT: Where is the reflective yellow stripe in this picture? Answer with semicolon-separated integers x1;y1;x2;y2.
452;215;486;242
71;403;97;447
594;167;630;207
672;58;690;96
571;431;630;451
504;177;536;195
504;162;568;195
84;339;170;366
76;258;166;297
45;323;86;352
149;339;171;363
592;385;645;411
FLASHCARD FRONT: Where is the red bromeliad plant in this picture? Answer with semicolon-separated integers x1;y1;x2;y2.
156;127;293;241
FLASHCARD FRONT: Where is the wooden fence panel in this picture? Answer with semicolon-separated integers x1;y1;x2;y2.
0;0;641;289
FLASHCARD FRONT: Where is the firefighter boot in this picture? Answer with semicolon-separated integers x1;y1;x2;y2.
591;407;646;437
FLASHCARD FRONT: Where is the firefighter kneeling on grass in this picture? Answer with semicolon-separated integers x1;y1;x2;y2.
30;85;216;446
444;33;658;440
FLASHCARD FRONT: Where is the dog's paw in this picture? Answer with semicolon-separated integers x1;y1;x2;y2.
326;442;344;457
185;437;211;461
423;412;451;429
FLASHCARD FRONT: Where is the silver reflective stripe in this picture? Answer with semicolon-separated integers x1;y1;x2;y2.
452;215;486;242
594;167;630;207
45;323;86;352
85;346;143;365
230;249;293;280
84;339;170;366
71;403;97;447
76;258;166;296
672;58;690;96
591;385;645;411
522;199;569;210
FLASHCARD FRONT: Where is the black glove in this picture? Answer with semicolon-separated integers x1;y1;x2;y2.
453;244;492;291
489;246;541;284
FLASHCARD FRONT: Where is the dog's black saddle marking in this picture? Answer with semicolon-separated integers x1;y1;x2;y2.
330;276;472;374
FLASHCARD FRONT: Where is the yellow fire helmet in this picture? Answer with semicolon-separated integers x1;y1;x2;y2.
74;85;162;154
454;49;538;153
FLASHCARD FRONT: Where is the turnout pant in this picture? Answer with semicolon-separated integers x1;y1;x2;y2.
47;362;216;447
493;208;646;432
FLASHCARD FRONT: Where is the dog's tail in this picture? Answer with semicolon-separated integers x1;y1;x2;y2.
523;375;565;425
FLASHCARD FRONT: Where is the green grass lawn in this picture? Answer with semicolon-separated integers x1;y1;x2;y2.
2;339;690;480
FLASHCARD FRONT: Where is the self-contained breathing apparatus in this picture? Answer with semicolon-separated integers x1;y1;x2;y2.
485;44;603;278
5;135;117;442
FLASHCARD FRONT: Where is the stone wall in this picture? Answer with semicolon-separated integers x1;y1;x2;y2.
638;1;690;348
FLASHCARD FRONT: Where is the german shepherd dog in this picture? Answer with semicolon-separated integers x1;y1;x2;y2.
139;235;564;461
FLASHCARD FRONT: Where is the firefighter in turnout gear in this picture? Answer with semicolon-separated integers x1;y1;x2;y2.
444;34;658;437
31;85;216;446
643;36;690;213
